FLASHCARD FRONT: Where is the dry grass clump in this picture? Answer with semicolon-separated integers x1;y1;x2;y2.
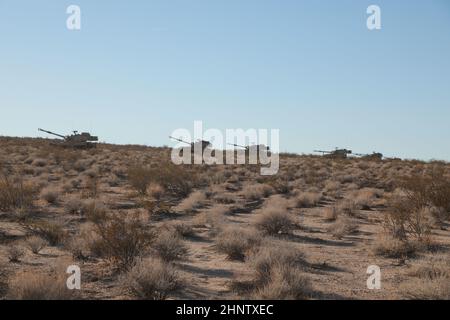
406;255;450;280
94;213;153;270
294;192;322;208
152;230;187;262
328;217;358;239
400;277;450;300
0;175;38;211
323;206;339;221
372;235;424;259
121;258;180;300
64;197;86;215
249;244;307;284
400;256;450;300
241;184;274;201
214;193;236;204
336;199;358;217
32;158;47;167
255;197;296;236
175;191;207;213
128;163;195;197
7;246;24;263
29;221;67;246
252;264;312;300
239;244;312;300
255;209;295;236
83;199;108;223
193;204;229;236
7;270;74;300
215;227;262;261
0;264;8;297
41;187;59;204
164;221;195;238
26;236;48;254
324;180;342;198
147;183;165;200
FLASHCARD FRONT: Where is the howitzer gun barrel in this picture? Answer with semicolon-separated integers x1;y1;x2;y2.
38;128;66;139
169;136;192;146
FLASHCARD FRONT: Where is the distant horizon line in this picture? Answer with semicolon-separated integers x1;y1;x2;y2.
1;133;449;164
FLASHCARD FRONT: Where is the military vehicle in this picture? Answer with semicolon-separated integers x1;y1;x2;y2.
169;136;212;153
228;143;270;152
38;128;98;149
314;148;353;159
354;152;383;161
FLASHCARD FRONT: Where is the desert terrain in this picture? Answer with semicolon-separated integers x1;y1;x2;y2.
0;137;449;300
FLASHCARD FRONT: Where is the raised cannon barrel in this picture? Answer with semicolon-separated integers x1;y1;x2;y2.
38;128;66;139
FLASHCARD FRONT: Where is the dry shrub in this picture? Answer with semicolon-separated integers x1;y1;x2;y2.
32;158;47;167
400;277;450;300
252;264;312;300
29;221;67;246
215;227;262;261
164;221;195;238
83;199;107;223
241;244;311;299
7;270;74;300
214;193;236;204
351;188;378;209
401;255;450;300
41;187;59;204
336;199;358;217
64;197;86;215
401;168;450;218
249;244;306;285
372;235;424;259
7;246;24;263
267;179;292;195
328;217;358;239
26;236;48;254
121;258;180;300
295;192;322;208
193;205;228;236
66;224;101;260
94;213;153;270
324;180;341;198
323;206;339;221
128;163;194;197
176;191;207;213
0;175;37;211
385;195;433;241
255;199;296;236
407;255;450;280
148;183;165;200
152;230;187;262
0;264;8;297
241;184;274;201
387;168;450;240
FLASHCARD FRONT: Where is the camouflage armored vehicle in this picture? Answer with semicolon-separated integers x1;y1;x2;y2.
314;148;352;159
354;152;383;161
38;128;98;149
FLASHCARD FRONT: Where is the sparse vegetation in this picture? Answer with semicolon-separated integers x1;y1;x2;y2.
121;258;180;300
94;213;153;270
152;230;187;262
0;138;449;300
0;175;37;211
7;270;74;300
215;227;261;260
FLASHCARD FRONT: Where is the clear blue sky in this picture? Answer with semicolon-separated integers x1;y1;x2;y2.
1;0;449;160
